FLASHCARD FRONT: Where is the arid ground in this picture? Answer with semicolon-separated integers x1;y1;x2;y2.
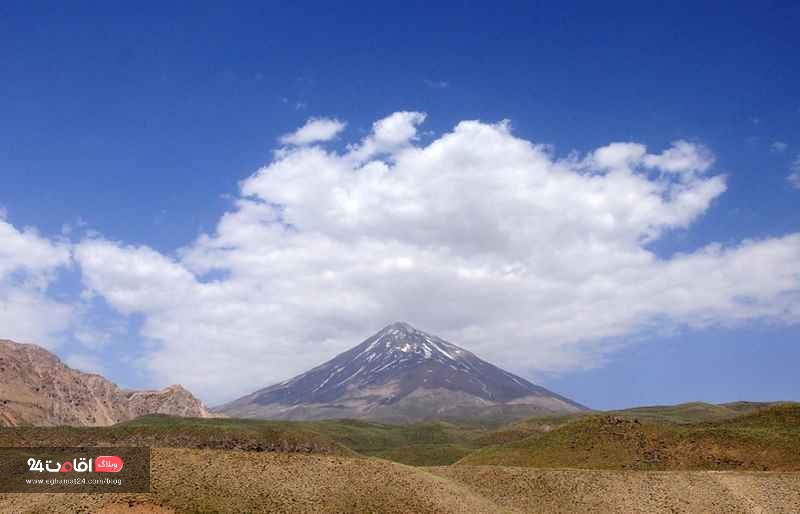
2;403;799;513
1;449;799;513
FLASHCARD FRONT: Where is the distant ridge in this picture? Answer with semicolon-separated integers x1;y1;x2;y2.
219;322;586;422
0;339;214;426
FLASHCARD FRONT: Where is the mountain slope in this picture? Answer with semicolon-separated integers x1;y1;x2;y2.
219;322;585;422
0;339;213;426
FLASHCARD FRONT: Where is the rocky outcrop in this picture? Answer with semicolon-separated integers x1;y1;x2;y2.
126;384;212;419
0;339;213;426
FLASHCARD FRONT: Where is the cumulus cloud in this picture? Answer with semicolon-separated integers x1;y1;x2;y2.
642;140;715;176
345;111;427;162
279;117;346;145
0;218;73;347
69;112;800;403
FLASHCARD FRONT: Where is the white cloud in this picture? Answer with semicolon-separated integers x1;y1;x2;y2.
345;111;427;162
641;140;714;176
72;113;800;403
788;156;800;190
771;141;788;153
0;218;73;347
591;142;647;170
64;352;105;375
0;221;70;281
73;324;113;349
279;117;345;146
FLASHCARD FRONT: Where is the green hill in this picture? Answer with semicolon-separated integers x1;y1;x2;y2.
302;419;484;465
2;401;796;469
457;404;800;470
0;415;484;466
607;401;777;424
0;414;353;455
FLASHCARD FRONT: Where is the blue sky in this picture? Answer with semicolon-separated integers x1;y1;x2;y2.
1;2;798;408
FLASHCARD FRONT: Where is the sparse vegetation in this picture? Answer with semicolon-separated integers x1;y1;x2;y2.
2;448;800;513
0;414;353;456
457;404;800;471
371;443;475;466
606;401;773;424
1;401;795;470
1;402;799;512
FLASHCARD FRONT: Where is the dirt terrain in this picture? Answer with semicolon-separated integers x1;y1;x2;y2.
1;449;799;513
2;404;799;512
0;449;498;514
432;466;800;513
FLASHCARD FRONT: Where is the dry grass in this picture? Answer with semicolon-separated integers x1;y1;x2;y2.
0;449;498;514
431;466;800;513
1;449;799;513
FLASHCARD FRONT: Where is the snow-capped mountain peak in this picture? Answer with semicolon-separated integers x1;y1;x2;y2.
357;322;468;366
219;322;586;422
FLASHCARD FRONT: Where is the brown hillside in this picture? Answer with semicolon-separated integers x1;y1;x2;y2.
0;339;213;427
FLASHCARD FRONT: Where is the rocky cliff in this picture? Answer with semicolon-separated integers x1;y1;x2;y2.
0;339;213;426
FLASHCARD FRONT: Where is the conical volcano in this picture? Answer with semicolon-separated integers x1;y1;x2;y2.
218;322;586;422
